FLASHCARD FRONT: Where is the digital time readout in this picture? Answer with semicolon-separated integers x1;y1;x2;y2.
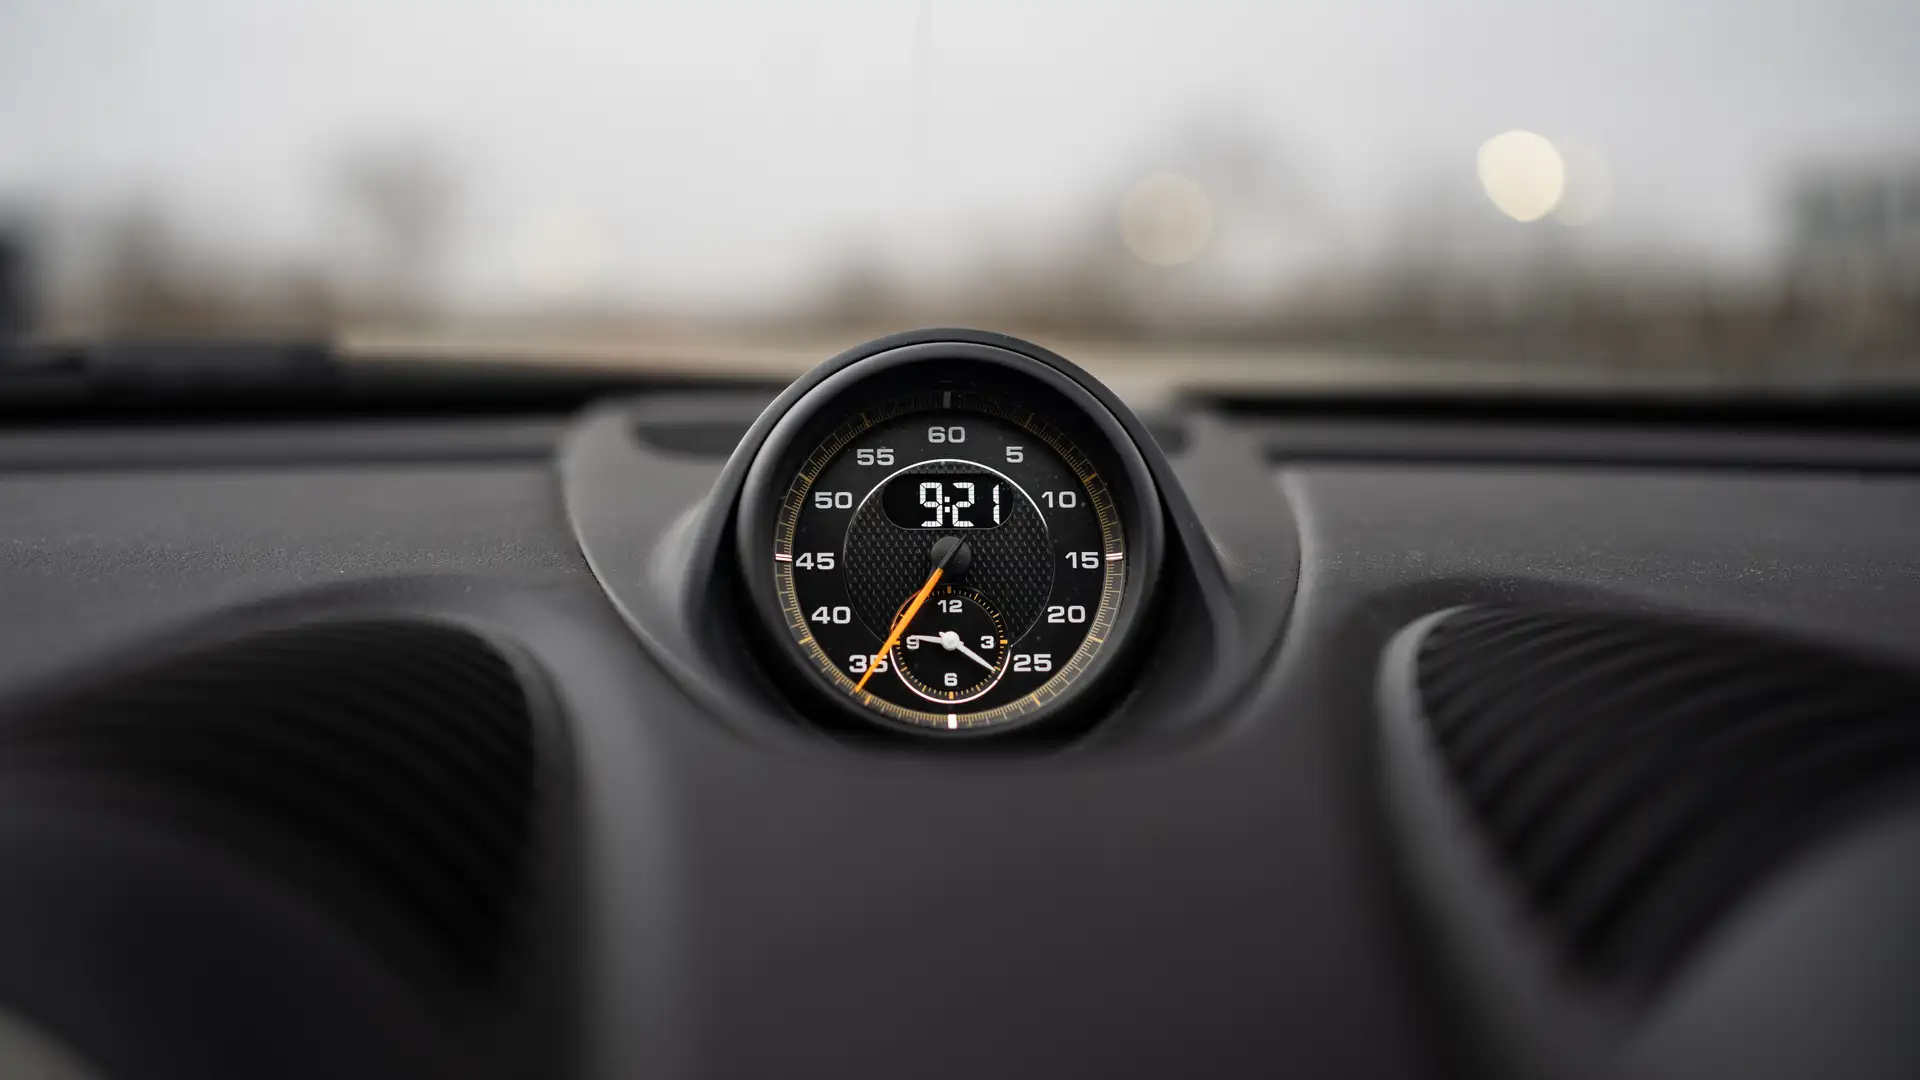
879;470;1009;530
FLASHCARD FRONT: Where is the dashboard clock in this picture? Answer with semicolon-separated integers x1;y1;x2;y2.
735;340;1163;736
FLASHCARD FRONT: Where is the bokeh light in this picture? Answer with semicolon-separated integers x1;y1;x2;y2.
1119;172;1214;266
1477;131;1566;223
513;209;604;298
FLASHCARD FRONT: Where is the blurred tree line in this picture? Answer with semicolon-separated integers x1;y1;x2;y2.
7;129;1918;377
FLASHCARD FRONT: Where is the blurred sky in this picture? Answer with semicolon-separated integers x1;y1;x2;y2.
2;0;1917;306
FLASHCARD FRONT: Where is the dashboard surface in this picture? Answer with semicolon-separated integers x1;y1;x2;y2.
1;354;1917;1078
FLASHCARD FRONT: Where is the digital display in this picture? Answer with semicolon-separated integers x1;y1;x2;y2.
880;471;1008;529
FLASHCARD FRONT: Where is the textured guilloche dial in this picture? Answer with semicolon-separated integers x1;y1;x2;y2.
772;390;1125;732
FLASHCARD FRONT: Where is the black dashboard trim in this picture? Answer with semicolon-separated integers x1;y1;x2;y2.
560;329;1301;751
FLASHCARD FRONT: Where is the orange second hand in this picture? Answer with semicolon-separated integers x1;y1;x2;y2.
854;567;945;693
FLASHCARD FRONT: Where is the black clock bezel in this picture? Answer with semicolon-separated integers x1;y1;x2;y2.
734;340;1164;738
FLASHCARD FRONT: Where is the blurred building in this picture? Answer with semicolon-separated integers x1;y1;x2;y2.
1788;160;1920;296
0;224;31;343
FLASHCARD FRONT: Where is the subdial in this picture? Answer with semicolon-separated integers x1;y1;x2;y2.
889;585;1010;703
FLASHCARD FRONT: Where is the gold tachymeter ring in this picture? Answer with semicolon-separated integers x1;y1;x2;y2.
769;388;1127;733
887;585;1010;704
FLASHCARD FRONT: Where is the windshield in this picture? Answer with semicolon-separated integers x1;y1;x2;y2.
3;2;1917;392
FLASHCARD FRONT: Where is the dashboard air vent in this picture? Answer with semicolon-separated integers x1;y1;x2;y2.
1408;604;1920;991
0;619;549;1001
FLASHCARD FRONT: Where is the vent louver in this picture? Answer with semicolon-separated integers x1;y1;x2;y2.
1409;605;1920;991
0;619;549;1002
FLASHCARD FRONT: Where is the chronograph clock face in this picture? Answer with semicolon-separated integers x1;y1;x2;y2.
735;344;1163;737
771;391;1126;731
